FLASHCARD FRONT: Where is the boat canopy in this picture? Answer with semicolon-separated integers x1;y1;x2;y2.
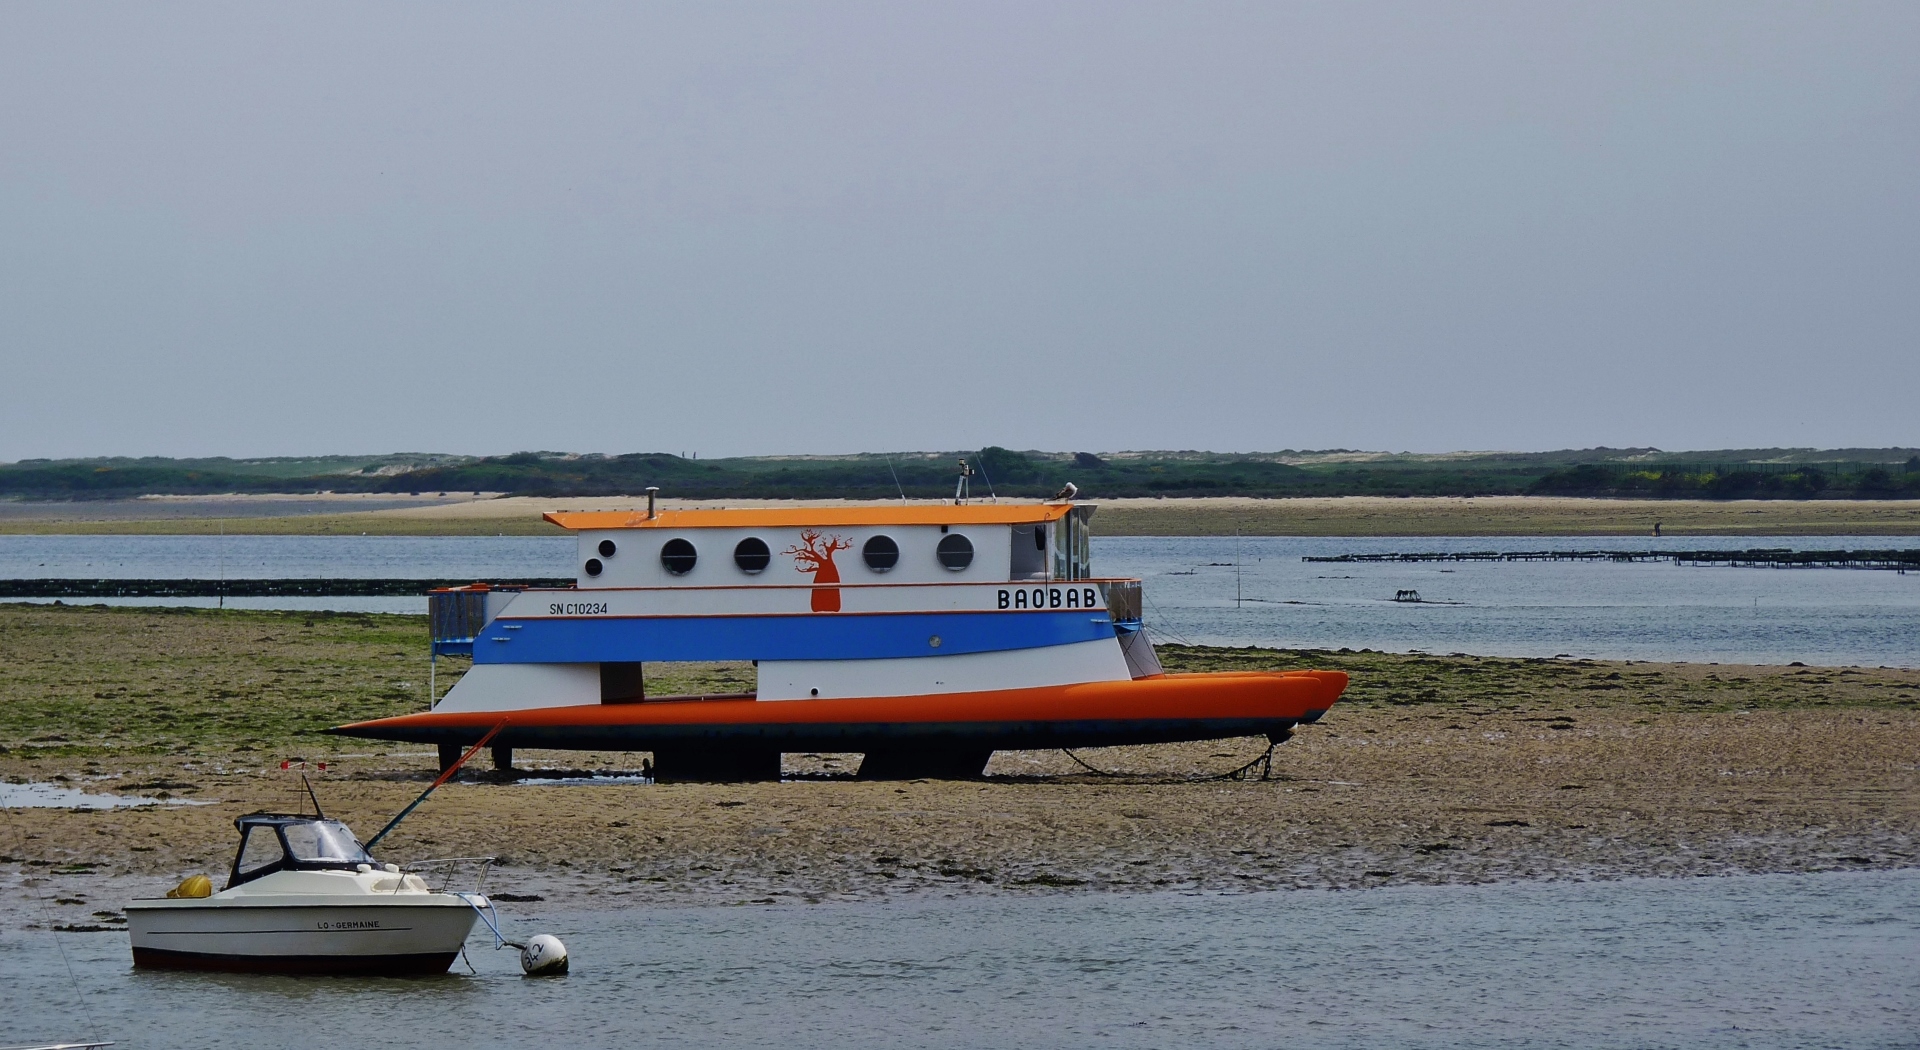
544;503;1078;532
227;814;376;888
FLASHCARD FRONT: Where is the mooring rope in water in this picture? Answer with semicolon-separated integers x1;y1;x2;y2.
455;892;516;950
3;818;106;1047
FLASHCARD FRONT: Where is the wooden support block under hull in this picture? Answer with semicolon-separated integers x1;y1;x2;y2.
650;745;781;782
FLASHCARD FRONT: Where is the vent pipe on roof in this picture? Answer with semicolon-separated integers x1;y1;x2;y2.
646;487;659;520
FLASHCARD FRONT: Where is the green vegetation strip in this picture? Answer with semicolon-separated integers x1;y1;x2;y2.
1156;644;1920;715
2;604;1914;759
6;447;1918;500
7;498;1920;537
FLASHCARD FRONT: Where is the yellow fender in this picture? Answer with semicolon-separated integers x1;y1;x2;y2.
166;874;212;899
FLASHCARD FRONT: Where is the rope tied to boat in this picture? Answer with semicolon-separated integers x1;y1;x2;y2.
454;892;518;950
364;718;508;851
1059;738;1280;782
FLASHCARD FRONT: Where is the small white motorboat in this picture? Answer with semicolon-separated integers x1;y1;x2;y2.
126;813;482;975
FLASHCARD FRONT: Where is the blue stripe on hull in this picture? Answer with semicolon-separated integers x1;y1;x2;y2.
473;610;1114;664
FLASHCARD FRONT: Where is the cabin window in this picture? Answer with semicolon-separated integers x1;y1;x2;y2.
937;533;974;570
1050;506;1095;580
1009;525;1046;579
235;826;283;876
734;537;771;573
660;538;698;575
597;539;617;558
282;821;373;865
583;558;603;577
863;535;899;572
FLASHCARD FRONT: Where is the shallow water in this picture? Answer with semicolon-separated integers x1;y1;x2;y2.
513;774;653;787
2;533;1915;665
1108;535;1920;666
0;533;562;584
0;533;566;616
0;781;207;809
5;870;1915;1049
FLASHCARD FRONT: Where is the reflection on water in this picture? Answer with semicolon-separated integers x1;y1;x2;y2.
5;870;1914;1049
2;533;1916;665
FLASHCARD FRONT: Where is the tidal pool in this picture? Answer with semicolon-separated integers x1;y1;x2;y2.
0;781;209;809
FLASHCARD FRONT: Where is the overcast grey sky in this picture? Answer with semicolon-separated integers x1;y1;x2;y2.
2;2;1915;460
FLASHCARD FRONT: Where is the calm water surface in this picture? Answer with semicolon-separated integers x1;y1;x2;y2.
2;533;1915;665
1108;535;1920;667
5;870;1915;1049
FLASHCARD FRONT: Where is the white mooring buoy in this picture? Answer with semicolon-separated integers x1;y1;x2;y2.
520;933;569;976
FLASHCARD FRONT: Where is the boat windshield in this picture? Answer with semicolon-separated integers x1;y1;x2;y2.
281;820;374;866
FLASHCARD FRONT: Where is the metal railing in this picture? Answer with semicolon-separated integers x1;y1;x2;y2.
400;856;497;895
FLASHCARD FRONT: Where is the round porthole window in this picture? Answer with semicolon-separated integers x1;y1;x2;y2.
584;558;603;577
660;538;697;575
936;533;974;570
734;537;771;574
862;535;899;572
597;539;617;558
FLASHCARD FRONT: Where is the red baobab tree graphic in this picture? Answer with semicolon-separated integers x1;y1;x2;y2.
785;530;852;612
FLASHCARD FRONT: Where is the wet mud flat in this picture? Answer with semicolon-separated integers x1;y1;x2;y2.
2;605;1917;922
8;704;1917;923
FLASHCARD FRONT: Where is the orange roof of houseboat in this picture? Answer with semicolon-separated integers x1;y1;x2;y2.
544;504;1078;531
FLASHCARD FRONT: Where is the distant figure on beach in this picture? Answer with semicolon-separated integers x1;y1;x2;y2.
1652;521;1662;537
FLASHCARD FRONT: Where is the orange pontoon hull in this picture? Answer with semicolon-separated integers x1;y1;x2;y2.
331;670;1347;753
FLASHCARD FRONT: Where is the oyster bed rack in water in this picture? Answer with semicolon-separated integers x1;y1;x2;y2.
1302;549;1920;570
